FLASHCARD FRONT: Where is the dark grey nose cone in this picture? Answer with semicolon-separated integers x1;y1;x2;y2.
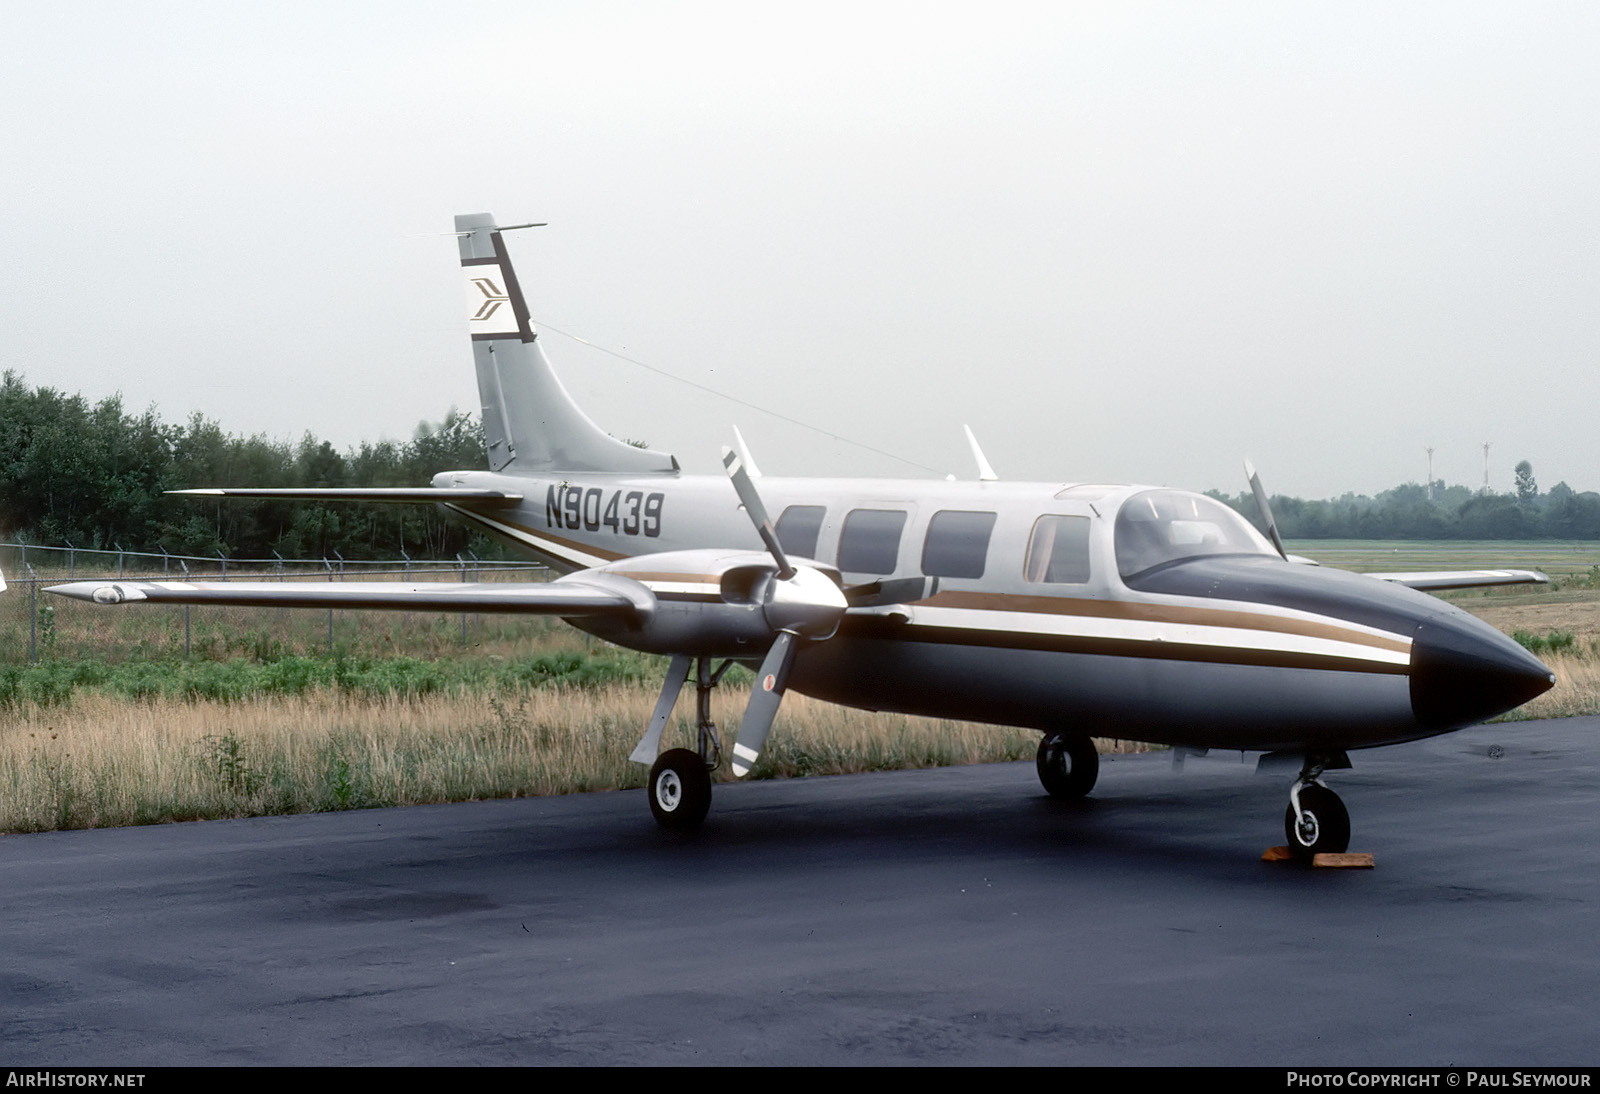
1411;614;1557;730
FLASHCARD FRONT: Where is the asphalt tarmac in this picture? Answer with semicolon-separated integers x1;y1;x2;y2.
3;717;1597;1066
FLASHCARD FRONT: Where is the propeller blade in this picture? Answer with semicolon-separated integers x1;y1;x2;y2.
1244;459;1288;560
731;630;797;777
731;425;763;479
722;445;794;579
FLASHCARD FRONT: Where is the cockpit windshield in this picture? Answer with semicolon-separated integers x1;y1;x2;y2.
1114;490;1277;579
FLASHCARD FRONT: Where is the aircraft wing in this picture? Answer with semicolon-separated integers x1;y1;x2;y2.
1364;569;1549;591
167;488;523;506
45;576;646;615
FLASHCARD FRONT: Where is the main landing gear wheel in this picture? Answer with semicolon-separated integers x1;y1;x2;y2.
1284;784;1350;858
649;748;712;830
1037;733;1099;799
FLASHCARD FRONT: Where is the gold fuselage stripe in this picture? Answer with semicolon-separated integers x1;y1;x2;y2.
917;590;1410;655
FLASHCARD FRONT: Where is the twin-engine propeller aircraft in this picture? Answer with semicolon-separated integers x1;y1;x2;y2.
49;214;1557;857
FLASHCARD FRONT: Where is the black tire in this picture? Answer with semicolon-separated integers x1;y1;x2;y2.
1284;784;1351;858
648;748;712;830
1036;733;1099;799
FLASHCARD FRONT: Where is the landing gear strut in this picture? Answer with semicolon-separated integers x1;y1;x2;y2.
1036;732;1099;799
639;655;733;830
1284;760;1351;858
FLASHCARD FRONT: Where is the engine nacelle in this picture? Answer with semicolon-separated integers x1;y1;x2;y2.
565;549;844;657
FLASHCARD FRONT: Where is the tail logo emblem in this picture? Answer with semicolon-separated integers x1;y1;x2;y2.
469;277;510;322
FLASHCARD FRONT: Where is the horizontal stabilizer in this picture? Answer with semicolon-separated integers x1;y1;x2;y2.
1366;569;1549;591
46;577;645;615
167;488;523;505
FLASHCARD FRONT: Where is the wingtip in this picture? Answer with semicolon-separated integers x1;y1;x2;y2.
44;582;101;602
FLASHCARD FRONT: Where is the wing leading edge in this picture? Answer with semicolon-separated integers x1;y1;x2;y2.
1366;569;1548;591
46;575;648;615
167;488;523;505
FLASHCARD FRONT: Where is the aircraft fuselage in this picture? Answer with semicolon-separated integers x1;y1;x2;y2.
433;468;1552;754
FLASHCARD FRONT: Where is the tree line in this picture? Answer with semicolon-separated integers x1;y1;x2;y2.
1209;466;1600;541
3;371;1596;558
0;372;495;560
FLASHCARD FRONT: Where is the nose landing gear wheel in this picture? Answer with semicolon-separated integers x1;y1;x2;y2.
1284;784;1350;858
1036;732;1099;799
649;748;712;830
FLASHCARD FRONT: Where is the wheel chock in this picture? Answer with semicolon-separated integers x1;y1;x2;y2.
1262;846;1376;867
1312;852;1374;868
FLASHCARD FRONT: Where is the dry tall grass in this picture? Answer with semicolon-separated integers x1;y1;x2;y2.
0;681;1071;832
1492;649;1600;722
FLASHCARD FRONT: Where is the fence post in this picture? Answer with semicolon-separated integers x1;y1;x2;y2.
64;539;75;579
179;559;191;657
27;564;37;663
400;548;412;624
467;549;482;634
217;549;228;580
324;558;334;652
457;553;468;645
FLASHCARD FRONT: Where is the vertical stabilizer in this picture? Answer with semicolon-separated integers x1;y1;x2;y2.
455;213;677;475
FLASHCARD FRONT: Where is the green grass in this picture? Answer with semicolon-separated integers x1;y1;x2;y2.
0;646;664;708
1288;538;1598;579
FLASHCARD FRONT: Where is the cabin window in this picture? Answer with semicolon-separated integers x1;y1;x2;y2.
1024;515;1092;584
775;505;826;560
922;510;997;579
838;509;907;575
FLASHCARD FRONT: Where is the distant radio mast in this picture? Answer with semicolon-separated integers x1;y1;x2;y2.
1482;441;1492;493
1426;445;1435;501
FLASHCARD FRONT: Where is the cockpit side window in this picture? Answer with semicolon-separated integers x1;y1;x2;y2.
1024;515;1092;584
921;510;997;579
775;505;826;561
838;509;908;575
1114;490;1276;579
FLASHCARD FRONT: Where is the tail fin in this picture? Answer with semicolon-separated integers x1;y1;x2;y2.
456;213;677;475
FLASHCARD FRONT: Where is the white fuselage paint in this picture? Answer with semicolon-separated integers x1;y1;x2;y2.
433;467;1456;751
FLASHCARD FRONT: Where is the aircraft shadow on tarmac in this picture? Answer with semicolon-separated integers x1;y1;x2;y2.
506;755;1346;880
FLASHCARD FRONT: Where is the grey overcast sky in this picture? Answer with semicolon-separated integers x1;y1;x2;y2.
3;1;1597;498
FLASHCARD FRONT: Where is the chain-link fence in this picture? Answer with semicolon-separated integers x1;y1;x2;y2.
0;543;552;663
